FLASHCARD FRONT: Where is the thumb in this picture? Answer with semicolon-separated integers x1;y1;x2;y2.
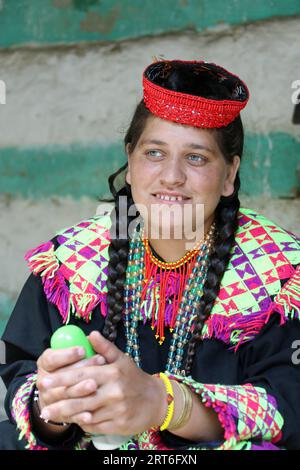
88;331;122;364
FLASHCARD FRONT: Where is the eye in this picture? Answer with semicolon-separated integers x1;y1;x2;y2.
146;150;163;159
187;154;207;164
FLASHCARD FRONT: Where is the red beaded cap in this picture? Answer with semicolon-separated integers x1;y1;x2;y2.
142;59;250;128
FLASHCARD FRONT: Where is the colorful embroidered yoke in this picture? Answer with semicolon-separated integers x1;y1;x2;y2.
25;207;300;351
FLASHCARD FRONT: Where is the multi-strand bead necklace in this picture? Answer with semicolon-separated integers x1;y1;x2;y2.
124;221;216;375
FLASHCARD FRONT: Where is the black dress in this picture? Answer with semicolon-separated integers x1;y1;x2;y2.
1;220;300;450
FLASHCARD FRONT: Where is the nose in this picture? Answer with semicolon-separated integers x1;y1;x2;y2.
159;156;186;187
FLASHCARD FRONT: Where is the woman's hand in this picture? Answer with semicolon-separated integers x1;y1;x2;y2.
36;345;106;413
38;332;167;436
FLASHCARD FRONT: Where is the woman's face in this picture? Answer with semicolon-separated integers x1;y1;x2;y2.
126;116;240;241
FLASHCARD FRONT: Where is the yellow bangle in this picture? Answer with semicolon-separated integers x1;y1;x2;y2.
158;373;175;431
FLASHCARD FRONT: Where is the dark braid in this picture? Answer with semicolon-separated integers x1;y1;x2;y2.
98;104;150;344
183;178;241;375
101;169;137;342
182;110;244;374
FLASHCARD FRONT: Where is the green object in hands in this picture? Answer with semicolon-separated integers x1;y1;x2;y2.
50;325;95;358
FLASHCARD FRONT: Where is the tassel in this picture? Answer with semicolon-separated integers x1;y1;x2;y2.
202;265;300;351
203;302;300;352
141;254;192;344
202;308;276;352
100;295;107;318
272;264;300;322
71;293;100;322
25;241;59;280
43;271;71;324
25;241;72;324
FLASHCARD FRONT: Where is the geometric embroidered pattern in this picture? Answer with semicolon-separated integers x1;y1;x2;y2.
25;207;300;348
25;212;112;324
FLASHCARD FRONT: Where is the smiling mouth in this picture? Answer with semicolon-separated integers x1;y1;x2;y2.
152;193;191;203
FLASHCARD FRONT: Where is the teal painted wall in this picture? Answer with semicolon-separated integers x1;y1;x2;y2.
0;293;14;337
0;143;122;199
0;132;299;199
0;0;300;48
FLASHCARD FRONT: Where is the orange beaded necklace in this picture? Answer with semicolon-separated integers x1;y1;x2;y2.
140;225;216;343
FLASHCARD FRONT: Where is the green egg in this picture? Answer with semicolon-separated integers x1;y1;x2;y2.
50;325;95;358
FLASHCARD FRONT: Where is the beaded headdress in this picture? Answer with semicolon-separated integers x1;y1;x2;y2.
142;59;249;128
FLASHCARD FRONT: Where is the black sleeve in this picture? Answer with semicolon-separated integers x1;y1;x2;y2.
1;273;53;408
0;272;84;449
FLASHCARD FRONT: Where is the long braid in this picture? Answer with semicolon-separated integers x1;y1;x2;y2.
184;177;241;375
101;173;136;342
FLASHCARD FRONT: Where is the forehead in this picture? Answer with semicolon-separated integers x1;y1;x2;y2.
138;116;219;150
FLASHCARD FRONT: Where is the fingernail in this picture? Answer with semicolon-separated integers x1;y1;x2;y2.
77;347;85;357
91;331;101;339
83;413;91;423
96;355;105;365
42;378;53;388
41;409;50;420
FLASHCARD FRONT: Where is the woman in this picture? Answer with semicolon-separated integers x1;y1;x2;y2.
0;59;300;450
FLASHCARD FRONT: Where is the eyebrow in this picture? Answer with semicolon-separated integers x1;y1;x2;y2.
139;139;214;153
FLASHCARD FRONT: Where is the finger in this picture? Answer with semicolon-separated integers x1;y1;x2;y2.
67;413;114;435
40;381;117;422
40;391;101;422
65;379;98;399
38;386;66;407
38;347;86;373
40;363;115;389
37;355;105;394
39;378;98;407
73;384;118;426
71;408;112;429
70;411;93;427
73;405;113;426
63;354;106;372
88;331;122;364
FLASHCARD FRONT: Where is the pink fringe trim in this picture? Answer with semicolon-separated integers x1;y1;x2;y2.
43;271;71;323
197;392;238;450
71;293;106;323
25;241;107;324
25;241;59;279
203;308;275;352
271;264;300;320
203;265;300;351
25;241;71;324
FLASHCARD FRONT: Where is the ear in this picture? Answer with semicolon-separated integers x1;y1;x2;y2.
222;155;240;197
125;170;131;185
125;143;131;185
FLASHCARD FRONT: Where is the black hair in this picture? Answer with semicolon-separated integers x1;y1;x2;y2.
100;63;243;374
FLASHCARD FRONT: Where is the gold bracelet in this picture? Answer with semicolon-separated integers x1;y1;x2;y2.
158;373;175;431
168;382;193;431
